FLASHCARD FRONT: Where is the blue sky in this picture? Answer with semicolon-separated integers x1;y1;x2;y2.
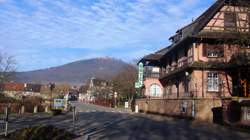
0;0;215;71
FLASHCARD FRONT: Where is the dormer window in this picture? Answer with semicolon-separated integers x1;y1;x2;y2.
224;12;237;31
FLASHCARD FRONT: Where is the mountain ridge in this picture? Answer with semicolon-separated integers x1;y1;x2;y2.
14;57;131;85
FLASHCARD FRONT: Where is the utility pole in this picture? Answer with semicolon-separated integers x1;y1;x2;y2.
72;106;76;132
49;83;55;109
5;105;10;137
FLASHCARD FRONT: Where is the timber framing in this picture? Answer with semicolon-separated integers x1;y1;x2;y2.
139;0;250;65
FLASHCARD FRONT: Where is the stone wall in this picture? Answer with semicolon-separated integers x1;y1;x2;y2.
136;98;222;123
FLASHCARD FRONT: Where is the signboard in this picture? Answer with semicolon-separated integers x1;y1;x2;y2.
135;62;144;89
53;99;65;109
125;102;129;109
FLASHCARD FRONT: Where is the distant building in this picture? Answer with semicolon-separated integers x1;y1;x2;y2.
81;77;113;102
0;83;42;97
78;85;88;101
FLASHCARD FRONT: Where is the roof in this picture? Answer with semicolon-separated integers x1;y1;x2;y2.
25;83;42;92
2;83;25;91
138;46;170;64
172;0;250;41
138;0;250;64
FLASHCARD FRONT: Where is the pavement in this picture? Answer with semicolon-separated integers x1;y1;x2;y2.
1;102;250;140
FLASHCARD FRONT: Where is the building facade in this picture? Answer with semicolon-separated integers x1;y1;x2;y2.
137;0;250;124
0;83;42;97
80;77;113;102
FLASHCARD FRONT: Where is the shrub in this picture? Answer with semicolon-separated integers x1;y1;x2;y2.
1;125;77;140
51;109;62;116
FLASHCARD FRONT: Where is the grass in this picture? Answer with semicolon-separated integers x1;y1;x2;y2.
0;125;77;140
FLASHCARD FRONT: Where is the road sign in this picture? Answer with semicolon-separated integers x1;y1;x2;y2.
125;102;129;108
53;99;65;110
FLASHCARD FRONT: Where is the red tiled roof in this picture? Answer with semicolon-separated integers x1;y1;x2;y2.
3;83;25;91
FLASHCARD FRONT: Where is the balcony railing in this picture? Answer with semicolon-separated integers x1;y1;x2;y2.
144;72;160;78
164;56;194;75
178;57;188;67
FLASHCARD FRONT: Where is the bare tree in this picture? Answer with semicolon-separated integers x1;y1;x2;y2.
0;52;16;83
112;64;137;106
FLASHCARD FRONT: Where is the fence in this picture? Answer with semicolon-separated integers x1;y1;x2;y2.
0;103;48;114
87;99;113;108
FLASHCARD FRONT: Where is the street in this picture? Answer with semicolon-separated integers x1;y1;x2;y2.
1;102;250;140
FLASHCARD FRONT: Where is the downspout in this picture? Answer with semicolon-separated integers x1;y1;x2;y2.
225;73;232;96
202;69;204;98
199;42;204;98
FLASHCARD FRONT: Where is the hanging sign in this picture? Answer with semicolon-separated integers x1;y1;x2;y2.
135;62;144;88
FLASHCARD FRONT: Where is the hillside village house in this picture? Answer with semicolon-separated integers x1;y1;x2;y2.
0;83;42;97
79;77;113;102
136;0;250;125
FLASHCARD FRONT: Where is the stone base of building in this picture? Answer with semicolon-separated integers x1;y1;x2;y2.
136;98;250;127
136;98;223;123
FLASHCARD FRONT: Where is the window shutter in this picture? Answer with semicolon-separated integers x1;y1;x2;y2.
203;44;207;57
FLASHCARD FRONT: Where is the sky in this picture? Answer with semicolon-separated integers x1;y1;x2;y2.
0;0;215;71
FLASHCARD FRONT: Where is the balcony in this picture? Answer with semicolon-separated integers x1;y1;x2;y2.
164;56;193;75
144;72;160;78
178;57;188;68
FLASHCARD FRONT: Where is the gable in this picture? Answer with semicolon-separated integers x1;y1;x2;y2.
202;5;250;33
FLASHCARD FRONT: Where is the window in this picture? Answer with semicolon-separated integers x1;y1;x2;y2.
166;86;172;95
224;12;237;31
151;67;160;78
180;101;188;114
203;44;224;58
207;72;219;92
184;81;189;95
150;84;162;97
207;49;220;57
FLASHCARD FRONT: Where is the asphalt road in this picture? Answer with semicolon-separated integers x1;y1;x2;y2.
1;102;250;140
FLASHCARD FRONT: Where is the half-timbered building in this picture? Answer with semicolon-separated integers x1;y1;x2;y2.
136;0;250;124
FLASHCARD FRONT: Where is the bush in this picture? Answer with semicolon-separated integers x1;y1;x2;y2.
1;125;77;140
0;94;19;103
51;109;62;116
22;97;43;113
